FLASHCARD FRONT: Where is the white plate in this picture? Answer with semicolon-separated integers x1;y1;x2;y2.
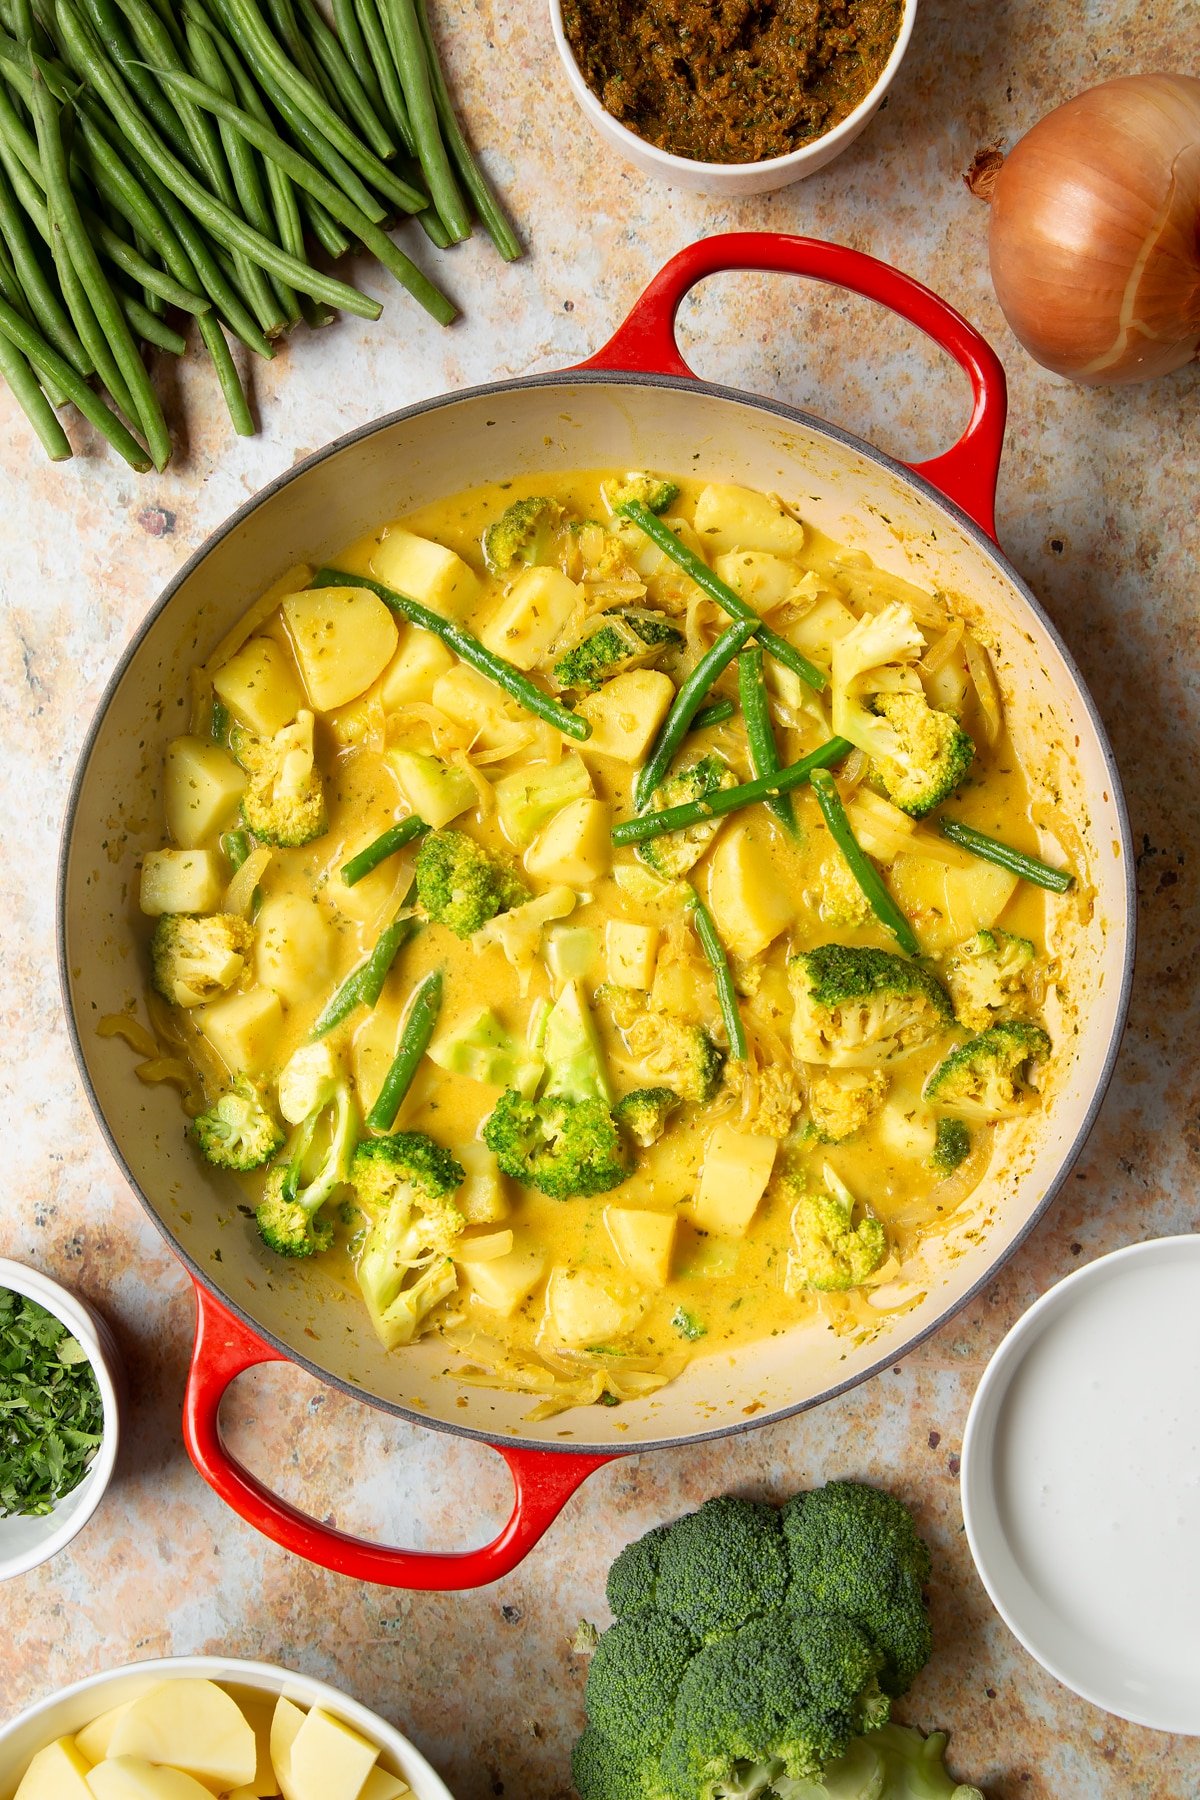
961;1236;1200;1734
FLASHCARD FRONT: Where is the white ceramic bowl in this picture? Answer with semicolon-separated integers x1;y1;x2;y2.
961;1237;1200;1735
549;0;919;195
0;1656;456;1800
0;1260;123;1582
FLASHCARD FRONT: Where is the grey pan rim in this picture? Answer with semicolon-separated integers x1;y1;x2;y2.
56;367;1138;1461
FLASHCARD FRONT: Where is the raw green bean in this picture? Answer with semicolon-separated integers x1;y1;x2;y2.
209;0;424;214
612;737;853;846
0;321;69;457
738;645;796;836
331;0;385;124
294;0;394;161
0;155;89;371
54;0;383;319
89;212;210;312
634;617;757;811
690;697;734;731
684;887;746;1061
121;288;186;351
156;68;455;324
380;0;468;241
200;312;252;433
46;192;139;424
298;292;334;329
315;566;592;741
0;289;151;466
310;909;416;1038
30;65;170;463
352;0;414;154
619;500;827;693
342;814;428;887
366;967;442;1131
938;818;1075;894
809;768;921;957
299;188;352;259
414;0;520;260
264;0;334;106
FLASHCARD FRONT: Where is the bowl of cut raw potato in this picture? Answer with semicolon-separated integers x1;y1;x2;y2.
0;1657;453;1800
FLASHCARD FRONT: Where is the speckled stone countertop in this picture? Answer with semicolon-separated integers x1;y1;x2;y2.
2;0;1199;1794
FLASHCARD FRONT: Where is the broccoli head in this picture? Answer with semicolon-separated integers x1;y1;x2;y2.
482;495;565;576
805;1069;889;1145
415;827;529;938
784;1166;889;1294
599;986;726;1104
637;755;739;881
350;1131;465;1348
605;471;681;516
830;604;973;817
944;928;1037;1032
656;1497;791;1644
151;911;253;1008
191;1075;283;1171
924;1020;1051;1119
930;1117;971;1177
233;709;327;847
554;608;684;694
572;1726;673;1800
483;981;629;1199
781;1481;933;1698
616;1086;682;1148
255;1081;355;1258
788;945;953;1069
586;1613;700;1760
607;1520;672;1621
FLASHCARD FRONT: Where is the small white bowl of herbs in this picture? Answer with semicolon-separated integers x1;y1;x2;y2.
0;1259;123;1580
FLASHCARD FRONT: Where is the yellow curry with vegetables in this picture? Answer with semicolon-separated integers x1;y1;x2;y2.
131;469;1072;1416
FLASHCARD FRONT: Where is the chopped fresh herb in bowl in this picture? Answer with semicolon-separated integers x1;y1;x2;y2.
0;1288;104;1519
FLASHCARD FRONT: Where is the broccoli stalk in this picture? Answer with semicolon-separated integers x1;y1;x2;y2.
192;1076;284;1172
483;980;629;1199
350;1132;466;1349
255;1082;355;1258
415;827;530;939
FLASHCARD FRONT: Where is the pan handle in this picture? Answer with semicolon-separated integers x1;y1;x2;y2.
576;232;1008;540
182;1281;612;1588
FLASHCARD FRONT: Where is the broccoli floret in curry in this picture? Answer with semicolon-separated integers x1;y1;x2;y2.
615;1086;682;1148
781;1164;889;1295
232;709;327;847
805;1068;889;1144
151;911;252;1007
350;1132;466;1349
554;608;683;693
599;985;726;1104
930;1117;972;1176
789;944;953;1068
603;471;681;517
256;1079;355;1258
944;927;1037;1032
924;1020;1051;1119
191;1075;283;1172
831;603;974;817
415;827;529;939
636;754;738;881
482;495;566;577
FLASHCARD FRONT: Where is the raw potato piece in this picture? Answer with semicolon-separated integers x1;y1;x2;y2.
139;848;224;917
283;587;399;711
76;1705;133;1765
606;1208;677;1288
694;483;807;557
547;1268;640;1346
86;1758;219;1800
691;1125;778;1237
466;1245;545;1316
478;566;580;669
196;987;285;1078
579;670;674;763
164;737;245;849
371;528;481;620
524;797;611;886
255;892;334;1007
360;1772;409;1800
286;1707;380;1800
213;637;304;736
707;824;794;960
107;1680;257;1791
270;1699;306;1800
14;1737;93;1800
236;1696;280;1799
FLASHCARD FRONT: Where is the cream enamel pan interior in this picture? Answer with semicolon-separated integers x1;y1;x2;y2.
59;373;1134;1455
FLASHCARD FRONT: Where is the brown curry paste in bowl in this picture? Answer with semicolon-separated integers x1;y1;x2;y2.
561;0;905;166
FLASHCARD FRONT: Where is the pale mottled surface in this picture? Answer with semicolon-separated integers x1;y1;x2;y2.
2;0;1199;1793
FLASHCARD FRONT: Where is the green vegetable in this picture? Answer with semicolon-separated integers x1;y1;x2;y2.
619;499;827;693
689;698;734;731
788;945;953;1068
671;1307;706;1342
636;754;737;881
599;985;726;1105
783;1164;889;1293
428;1005;544;1097
150;912;253;1007
341;814;428;887
256;1079;355;1256
809;769;920;958
612;739;853;848
232;712;326;847
924;1020;1051;1119
350;1130;464;1347
366;967;443;1132
930;1117;971;1177
413;0;521;261
191;1075;284;1171
415;827;529;939
310;905;417;1038
482;494;564;576
606;471;680;515
554;608;683;694
575;1483;935;1800
943;928;1036;1033
378;0;468;240
635;617;757;810
314;566;592;742
937;818;1075;893
684;885;746;1062
738;645;796;835
0;1288;104;1518
615;1087;681;1148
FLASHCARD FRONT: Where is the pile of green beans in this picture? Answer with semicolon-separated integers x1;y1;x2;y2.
0;0;521;469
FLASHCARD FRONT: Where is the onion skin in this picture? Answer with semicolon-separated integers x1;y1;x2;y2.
989;74;1200;384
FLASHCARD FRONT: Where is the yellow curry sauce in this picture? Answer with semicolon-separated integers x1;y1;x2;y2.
562;0;905;165
138;471;1058;1418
